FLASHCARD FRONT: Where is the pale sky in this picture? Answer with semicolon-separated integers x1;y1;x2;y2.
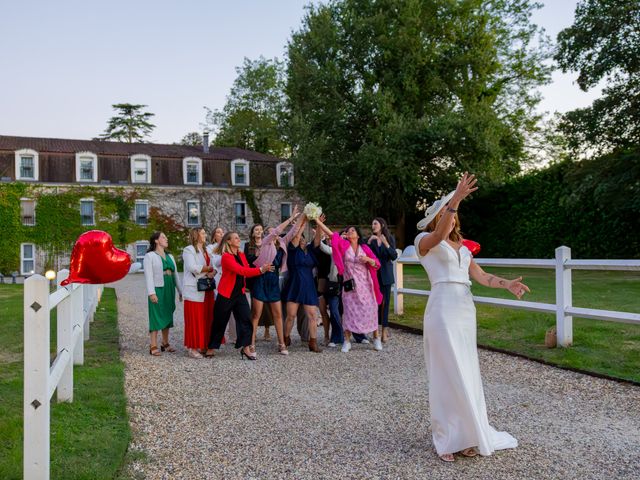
0;0;600;144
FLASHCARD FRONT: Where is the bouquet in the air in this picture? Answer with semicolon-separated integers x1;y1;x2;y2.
303;202;323;221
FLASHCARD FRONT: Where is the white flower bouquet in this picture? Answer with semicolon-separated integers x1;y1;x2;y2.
303;202;323;221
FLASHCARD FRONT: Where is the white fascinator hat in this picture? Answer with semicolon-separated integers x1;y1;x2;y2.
416;190;456;231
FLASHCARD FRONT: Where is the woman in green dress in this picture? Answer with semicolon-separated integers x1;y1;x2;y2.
143;231;183;356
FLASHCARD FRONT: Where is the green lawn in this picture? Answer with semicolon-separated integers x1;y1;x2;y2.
391;265;640;383
0;285;131;480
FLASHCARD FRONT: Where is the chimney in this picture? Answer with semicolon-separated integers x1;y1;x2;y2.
203;130;210;154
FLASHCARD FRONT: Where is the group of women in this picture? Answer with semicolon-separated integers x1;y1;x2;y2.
143;206;398;360
142;173;531;463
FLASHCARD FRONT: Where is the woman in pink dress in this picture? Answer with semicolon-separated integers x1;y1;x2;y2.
314;217;383;352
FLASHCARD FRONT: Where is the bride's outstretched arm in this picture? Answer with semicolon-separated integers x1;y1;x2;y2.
469;260;531;300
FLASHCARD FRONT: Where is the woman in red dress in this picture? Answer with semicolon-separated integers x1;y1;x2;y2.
182;228;216;358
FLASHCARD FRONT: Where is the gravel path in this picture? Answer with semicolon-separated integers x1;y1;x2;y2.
113;275;640;480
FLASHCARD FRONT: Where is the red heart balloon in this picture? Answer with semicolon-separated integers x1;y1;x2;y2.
462;239;481;256
60;230;131;286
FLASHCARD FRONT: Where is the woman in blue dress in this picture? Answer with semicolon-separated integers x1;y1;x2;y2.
282;214;322;353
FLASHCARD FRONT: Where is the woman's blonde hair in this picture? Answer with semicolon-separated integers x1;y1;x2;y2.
189;227;205;250
216;231;238;255
426;212;463;243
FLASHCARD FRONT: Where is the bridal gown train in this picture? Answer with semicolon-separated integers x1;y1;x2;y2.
414;233;517;456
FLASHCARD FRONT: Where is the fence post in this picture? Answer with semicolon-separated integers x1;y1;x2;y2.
72;285;84;365
56;269;74;402
23;274;51;479
82;285;91;340
555;246;573;347
393;259;404;315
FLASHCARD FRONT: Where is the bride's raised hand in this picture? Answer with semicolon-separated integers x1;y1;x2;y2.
453;172;478;202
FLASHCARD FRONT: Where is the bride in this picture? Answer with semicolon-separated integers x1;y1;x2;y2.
414;172;530;462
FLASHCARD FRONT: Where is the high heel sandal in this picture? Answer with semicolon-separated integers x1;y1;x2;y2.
460;448;478;457
439;453;455;462
278;343;289;356
240;347;257;360
160;343;176;353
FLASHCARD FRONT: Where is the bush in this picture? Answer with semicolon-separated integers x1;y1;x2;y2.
460;149;640;259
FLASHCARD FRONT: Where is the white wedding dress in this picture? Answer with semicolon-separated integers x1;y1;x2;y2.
414;233;517;456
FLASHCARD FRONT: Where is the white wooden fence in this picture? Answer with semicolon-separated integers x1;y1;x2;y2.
393;245;640;347
23;269;102;480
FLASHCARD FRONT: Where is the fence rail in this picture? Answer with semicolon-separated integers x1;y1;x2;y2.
23;270;102;480
393;245;640;347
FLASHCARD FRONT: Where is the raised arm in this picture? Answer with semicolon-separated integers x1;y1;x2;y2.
313;213;327;247
469;260;531;300
314;216;333;238
290;214;308;248
222;253;273;278
418;172;477;256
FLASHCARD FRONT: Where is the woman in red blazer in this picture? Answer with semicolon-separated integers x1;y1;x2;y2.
206;232;273;360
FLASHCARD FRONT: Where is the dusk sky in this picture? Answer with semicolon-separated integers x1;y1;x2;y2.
0;0;601;144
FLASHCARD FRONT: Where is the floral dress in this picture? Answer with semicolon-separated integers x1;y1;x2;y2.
341;245;378;334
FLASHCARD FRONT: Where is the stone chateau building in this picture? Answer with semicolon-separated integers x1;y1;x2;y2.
0;134;301;275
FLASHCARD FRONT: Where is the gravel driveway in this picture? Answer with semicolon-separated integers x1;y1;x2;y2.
113;275;640;480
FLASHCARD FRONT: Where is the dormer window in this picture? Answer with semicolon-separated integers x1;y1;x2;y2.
15;149;39;181
183;157;202;185
75;152;98;182
276;162;294;187
131;154;152;183
231;159;250;186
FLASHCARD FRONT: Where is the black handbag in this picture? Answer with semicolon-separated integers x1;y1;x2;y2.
196;276;216;292
342;278;356;292
326;280;341;296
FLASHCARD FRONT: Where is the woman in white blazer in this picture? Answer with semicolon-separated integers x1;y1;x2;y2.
143;232;183;356
183;228;216;358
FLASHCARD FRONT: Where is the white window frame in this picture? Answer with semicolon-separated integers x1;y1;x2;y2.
135;241;149;268
75;151;98;183
231;159;250;186
134;200;149;225
280;202;292;223
20;243;36;275
186;199;201;226
131;154;152;184
183;157;203;185
20;197;37;226
276;161;294;187
80;198;95;226
15;148;39;181
234;201;247;226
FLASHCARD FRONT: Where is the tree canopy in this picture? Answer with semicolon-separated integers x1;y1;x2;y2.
99;103;156;143
286;0;550;228
555;0;640;153
207;57;288;157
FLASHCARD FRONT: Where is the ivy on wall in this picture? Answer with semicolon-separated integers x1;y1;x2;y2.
241;188;263;226
0;183;187;273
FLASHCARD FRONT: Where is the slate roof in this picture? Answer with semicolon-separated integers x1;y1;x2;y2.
0;135;282;162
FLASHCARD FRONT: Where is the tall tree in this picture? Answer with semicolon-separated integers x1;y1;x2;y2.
206;57;288;157
100;103;156;143
555;0;640;154
287;0;550;235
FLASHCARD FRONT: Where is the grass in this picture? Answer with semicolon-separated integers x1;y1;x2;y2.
0;285;131;480
391;265;640;383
